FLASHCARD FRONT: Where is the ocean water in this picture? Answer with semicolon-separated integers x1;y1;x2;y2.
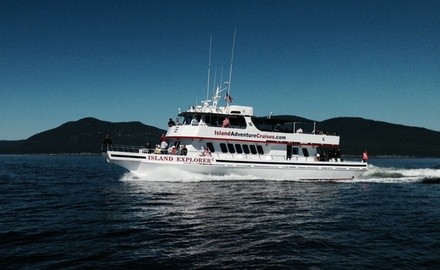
1;155;439;269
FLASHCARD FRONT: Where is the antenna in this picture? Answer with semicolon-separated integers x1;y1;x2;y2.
206;35;212;102
212;68;217;97
226;28;236;102
220;66;224;91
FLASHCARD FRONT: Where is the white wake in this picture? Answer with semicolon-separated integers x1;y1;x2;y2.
119;164;440;183
120;166;262;182
353;165;440;183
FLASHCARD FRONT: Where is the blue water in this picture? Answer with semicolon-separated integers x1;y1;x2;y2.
1;155;439;269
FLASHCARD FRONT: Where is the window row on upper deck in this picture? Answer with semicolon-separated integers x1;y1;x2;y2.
180;113;247;129
205;142;265;155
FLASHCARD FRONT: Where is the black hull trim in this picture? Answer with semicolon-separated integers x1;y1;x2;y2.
216;159;367;168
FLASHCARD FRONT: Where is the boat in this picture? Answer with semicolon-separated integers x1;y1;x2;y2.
102;85;368;180
102;37;368;180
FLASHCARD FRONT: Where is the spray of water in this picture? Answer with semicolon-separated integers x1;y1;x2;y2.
119;164;440;183
354;165;440;183
120;166;262;182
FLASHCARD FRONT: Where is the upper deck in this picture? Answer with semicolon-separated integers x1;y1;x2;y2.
168;85;339;147
167;111;340;147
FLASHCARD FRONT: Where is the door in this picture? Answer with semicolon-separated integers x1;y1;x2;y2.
286;145;292;160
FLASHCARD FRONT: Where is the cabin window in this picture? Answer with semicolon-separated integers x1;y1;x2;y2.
227;143;235;153
242;145;250;154
292;147;299;155
257;145;264;155
250;145;257;154
191;115;201;125
183;115;192;125
229;117;238;127
207;142;215;153
235;144;243;154
223;116;246;128
220;143;228;153
207;115;218;126
302;148;309;157
241;117;248;127
200;115;207;125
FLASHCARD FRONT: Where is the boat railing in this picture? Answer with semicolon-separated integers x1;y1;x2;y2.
104;144;193;155
103;144;148;153
103;145;351;163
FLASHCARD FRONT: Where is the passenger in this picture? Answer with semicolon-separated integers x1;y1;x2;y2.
102;134;112;151
191;117;199;125
171;146;177;155
204;147;211;156
160;140;168;154
362;151;368;163
180;145;188;156
315;153;320;161
146;142;152;153
175;117;180;125
154;144;161;154
336;148;342;161
168;118;176;127
199;117;205;125
222;117;230;127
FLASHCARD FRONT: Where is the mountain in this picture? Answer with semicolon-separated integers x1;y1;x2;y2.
319;117;440;156
0;116;439;156
0;117;166;154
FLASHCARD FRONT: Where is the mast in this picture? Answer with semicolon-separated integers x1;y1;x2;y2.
206;35;212;103
226;28;236;105
212;67;223;109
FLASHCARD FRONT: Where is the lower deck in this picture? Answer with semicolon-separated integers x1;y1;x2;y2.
103;148;367;180
103;140;367;174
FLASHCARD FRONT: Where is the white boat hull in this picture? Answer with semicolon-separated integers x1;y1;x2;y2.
103;151;367;180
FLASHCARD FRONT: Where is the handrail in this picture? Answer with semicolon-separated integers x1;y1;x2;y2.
102;144;351;163
102;144;146;153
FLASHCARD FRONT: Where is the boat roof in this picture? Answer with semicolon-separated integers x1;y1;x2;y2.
252;115;315;125
180;104;254;117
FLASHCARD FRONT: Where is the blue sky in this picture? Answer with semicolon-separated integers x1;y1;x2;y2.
1;0;439;140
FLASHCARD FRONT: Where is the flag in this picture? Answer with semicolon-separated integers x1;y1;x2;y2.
225;93;233;103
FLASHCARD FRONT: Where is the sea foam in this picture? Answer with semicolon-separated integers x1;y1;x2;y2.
355;164;440;183
119;164;440;183
120;167;261;182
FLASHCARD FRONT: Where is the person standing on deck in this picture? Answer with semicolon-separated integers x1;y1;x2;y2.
222;117;230;128
168;118;176;127
102;134;112;151
160;140;168;154
362;151;368;163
